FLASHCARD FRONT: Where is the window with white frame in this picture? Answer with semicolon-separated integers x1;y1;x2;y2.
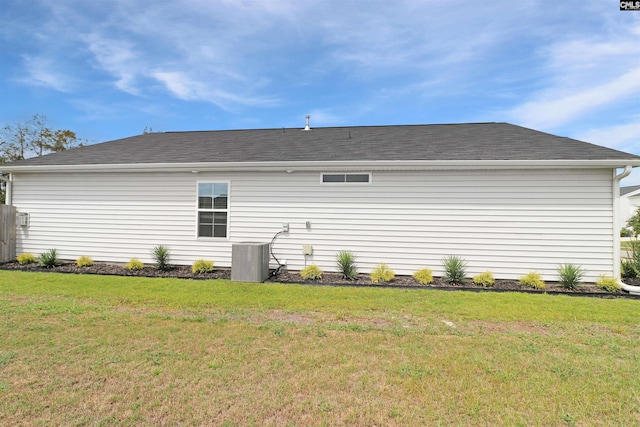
197;182;228;238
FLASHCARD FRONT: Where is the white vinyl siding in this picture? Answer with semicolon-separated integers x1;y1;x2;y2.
12;168;614;281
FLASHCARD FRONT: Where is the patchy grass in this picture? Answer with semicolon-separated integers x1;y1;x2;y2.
1;271;639;426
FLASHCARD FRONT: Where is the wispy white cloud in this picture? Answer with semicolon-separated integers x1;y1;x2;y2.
505;17;640;130
310;2;515;80
153;72;201;100
2;0;639;146
152;70;279;110
573;115;640;186
5;0;293;108
85;34;140;94
509;69;640;129
575;118;640;155
19;54;71;91
14;1;543;103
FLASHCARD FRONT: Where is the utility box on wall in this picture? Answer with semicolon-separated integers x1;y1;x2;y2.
17;212;29;227
231;242;270;282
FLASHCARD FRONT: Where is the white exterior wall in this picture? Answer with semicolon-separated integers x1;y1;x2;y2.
12;168;613;281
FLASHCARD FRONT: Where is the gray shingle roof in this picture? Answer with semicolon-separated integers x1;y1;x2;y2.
5;122;640;167
622;185;640;196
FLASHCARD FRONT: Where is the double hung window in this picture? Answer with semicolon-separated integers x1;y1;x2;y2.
197;182;228;238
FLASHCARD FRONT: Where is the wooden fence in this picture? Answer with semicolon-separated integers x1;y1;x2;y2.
0;205;16;263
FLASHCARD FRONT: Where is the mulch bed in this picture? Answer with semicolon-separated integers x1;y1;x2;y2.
0;261;231;280
271;271;640;298
2;261;639;298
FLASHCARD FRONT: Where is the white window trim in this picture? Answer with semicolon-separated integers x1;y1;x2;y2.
320;172;372;184
195;180;230;240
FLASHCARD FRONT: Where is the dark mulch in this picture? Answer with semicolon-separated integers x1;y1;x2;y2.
0;261;231;280
2;261;638;298
625;277;640;286
270;271;619;296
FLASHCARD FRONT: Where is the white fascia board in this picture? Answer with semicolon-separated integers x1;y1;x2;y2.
2;159;640;173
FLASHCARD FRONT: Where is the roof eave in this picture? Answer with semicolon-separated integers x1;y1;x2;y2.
2;159;640;173
623;189;640;198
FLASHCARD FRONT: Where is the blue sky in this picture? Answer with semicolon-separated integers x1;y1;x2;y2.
1;0;639;184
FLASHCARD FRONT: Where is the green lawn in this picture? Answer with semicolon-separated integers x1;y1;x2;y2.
1;271;639;426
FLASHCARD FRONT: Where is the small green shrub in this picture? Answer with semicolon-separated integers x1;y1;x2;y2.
627;207;640;236
370;262;395;283
622;238;640;279
152;245;171;271
192;259;214;274
16;253;36;265
473;271;495;287
76;256;94;267
596;275;621;293
557;264;585;290
519;272;545;289
126;258;144;271
336;251;358;280
621;228;632;238
621;260;639;279
300;264;323;280
442;255;466;284
413;268;433;285
38;249;61;268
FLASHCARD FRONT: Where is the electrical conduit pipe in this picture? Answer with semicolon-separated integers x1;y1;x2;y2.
0;173;11;205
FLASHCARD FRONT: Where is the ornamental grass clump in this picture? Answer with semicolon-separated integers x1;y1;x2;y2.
300;264;323;280
76;256;94;267
370;262;395;284
557;263;585;290
413;268;433;285
473;271;495;287
621;260;639;279
126;258;144;271
336;251;358;280
16;253;36;265
192;259;214;274
442;255;466;284
596;275;622;293
152;245;171;271
519;272;545;290
38;249;61;268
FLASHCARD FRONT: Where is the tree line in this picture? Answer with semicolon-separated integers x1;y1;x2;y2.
0;114;85;202
0;114;84;163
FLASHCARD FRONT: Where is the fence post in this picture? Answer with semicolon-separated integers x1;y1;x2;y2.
0;205;17;263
